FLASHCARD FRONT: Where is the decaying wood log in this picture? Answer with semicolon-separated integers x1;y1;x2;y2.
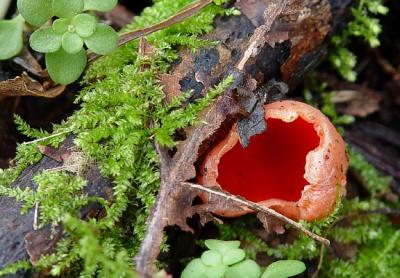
0;137;112;276
0;0;351;276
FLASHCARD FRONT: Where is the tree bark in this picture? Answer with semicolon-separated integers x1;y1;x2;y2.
0;0;350;276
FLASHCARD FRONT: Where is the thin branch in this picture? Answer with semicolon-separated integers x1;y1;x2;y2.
183;182;330;246
311;245;325;278
332;208;400;226
22;130;70;145
33;202;39;231
118;0;213;46
88;0;213;62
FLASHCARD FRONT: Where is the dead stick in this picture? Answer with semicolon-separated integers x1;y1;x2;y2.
183;182;330;246
311;245;326;278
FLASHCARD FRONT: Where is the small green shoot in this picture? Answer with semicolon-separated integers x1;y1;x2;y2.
181;239;306;278
330;0;388;81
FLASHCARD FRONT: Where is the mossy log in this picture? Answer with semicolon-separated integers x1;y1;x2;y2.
0;0;350;276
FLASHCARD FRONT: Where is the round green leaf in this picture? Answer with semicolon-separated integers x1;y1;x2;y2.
0;16;24;60
30;27;62;53
201;250;222;267
225;259;261;278
84;23;118;55
222;249;246;266
53;18;70;34
84;0;118;12
205;240;241;255
46;48;87;84
62;32;83;54
17;0;52;26
204;265;226;278
52;0;84;18
73;14;96;38
181;258;208;278
261;260;306;278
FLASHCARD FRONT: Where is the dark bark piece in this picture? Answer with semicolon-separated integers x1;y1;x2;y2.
236;79;289;147
0;0;351;275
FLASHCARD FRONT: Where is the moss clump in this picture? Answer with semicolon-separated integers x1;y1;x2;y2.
0;0;235;275
330;0;388;81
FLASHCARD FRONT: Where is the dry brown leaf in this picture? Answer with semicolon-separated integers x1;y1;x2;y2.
331;89;381;117
25;226;63;265
0;72;66;98
256;212;285;234
12;47;46;78
38;145;64;162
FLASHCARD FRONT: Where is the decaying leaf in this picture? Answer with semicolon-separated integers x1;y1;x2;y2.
0;72;66;98
256;212;285;235
38;145;65;163
25;226;63;265
331;89;381;117
12;47;46;78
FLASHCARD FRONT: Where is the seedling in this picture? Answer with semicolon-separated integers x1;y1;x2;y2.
0;0;119;84
181;239;306;278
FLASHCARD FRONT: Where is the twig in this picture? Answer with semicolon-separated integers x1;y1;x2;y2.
372;49;400;81
88;0;214;62
311;245;325;278
22;130;70;145
183;182;330;246
118;0;213;46
33;202;39;231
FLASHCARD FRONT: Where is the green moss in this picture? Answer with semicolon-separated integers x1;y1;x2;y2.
0;260;31;276
0;0;236;275
330;0;388;81
348;147;392;197
321;200;400;278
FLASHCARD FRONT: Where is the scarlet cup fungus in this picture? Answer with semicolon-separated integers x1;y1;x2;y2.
198;100;348;221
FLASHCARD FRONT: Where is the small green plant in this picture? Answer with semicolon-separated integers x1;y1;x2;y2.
181;239;306;278
330;0;388;81
0;0;119;84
